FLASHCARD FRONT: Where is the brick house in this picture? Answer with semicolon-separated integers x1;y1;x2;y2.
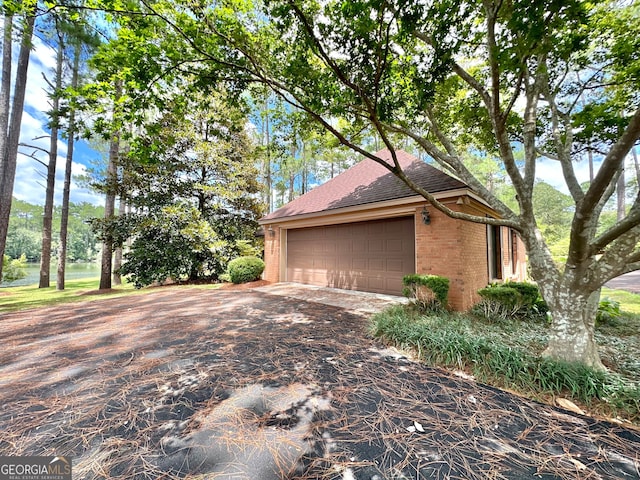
259;149;526;310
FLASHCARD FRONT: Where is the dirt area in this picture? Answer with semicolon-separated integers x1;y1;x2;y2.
0;284;638;479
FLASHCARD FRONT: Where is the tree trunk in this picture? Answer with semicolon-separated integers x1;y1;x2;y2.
99;83;122;290
112;197;124;286
263;98;272;212
0;14;12;179
301;141;308;194
99;134;119;290
57;43;81;291
524;230;605;370
543;287;603;370
40;35;64;288
0;11;35;282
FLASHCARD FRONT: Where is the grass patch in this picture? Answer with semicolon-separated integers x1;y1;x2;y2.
601;287;640;314
370;303;640;424
0;278;224;313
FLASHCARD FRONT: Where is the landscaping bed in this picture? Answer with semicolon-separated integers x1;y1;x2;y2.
371;303;640;425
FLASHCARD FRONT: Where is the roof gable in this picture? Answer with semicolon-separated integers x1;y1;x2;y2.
261;149;467;222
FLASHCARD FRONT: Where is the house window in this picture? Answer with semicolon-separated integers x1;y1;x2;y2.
487;224;502;280
511;229;519;276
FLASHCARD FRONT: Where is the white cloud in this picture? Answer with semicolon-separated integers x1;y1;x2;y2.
534;156;601;192
8;26;104;207
24;36;55;119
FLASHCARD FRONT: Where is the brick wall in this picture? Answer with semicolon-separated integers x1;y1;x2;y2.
459;209;491;310
262;225;281;283
414;202;489;311
263;198;528;310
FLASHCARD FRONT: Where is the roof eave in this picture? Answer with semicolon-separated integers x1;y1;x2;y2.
259;188;489;225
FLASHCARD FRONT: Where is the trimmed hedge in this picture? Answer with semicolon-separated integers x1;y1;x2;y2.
402;274;449;311
227;256;265;284
475;281;546;321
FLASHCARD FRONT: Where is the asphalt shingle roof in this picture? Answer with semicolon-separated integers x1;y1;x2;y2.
261;149;467;222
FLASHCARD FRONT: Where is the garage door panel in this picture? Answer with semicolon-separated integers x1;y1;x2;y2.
336;240;353;254
368;239;384;252
368;222;385;234
286;217;415;295
386;259;405;272
368;258;384;271
368;277;385;291
385;238;405;252
352;258;367;270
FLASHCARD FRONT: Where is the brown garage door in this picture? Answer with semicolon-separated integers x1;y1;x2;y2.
286;217;415;295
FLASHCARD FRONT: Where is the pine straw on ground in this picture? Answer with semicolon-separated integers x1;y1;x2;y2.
0;286;638;480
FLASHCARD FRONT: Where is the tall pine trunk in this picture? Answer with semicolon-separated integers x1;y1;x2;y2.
0;14;12;185
632;147;639;185
0;11;34;281
616;165;625;221
263;97;272;212
112;196;124;286
57;43;80;290
99;132;119;290
99;82;122;290
39;32;64;288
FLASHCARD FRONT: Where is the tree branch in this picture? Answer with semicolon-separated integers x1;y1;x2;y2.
541;76;584;202
620;259;640;275
589;193;640;255
412;29;496;115
592;224;640;285
388;121;519;223
582;107;640;211
19;148;48;168
483;1;502;125
569;107;640;265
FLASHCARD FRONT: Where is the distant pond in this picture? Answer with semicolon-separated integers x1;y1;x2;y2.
1;262;101;288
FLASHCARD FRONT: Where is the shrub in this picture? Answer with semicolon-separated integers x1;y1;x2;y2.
1;254;27;283
118;206;230;288
505;282;541;306
473;281;546;321
227;256;265;284
402;274;449;312
597;297;622;326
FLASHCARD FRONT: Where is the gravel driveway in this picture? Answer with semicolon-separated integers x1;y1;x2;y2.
0;284;638;479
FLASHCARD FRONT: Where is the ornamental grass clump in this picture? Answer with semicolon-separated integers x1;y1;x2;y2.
227;256;265;284
370;305;640;422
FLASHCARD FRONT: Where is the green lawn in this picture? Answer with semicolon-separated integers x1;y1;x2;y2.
601;287;640;314
0;277;223;313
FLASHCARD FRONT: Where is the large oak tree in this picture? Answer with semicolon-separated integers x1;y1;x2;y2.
158;0;639;368
68;0;639;368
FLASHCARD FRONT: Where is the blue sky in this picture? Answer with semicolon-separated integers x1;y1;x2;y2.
12;33;104;207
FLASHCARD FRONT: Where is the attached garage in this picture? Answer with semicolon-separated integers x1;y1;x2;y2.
260;149;527;310
286;217;415;295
